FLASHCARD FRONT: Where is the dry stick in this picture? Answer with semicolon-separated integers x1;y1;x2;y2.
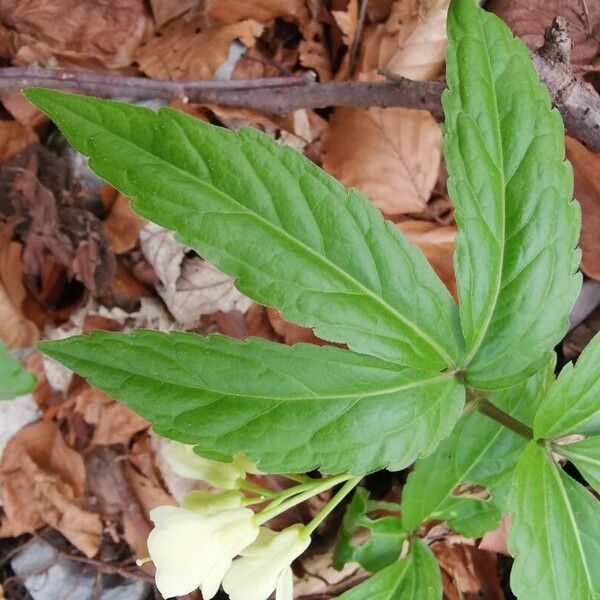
347;0;370;77
0;17;598;150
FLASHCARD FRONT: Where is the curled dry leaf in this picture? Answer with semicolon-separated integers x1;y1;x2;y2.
565;136;600;280
322;106;442;214
207;0;309;25
0;120;37;162
487;0;600;71
0;421;103;558
332;0;359;48
299;0;333;81
0;234;39;348
140;223;251;327
0;0;149;69
73;386;149;447
148;0;195;29
103;193;147;255
136;16;264;80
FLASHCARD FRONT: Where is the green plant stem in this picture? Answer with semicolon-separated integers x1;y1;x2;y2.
255;473;352;525
474;397;534;439
238;479;277;498
302;476;362;538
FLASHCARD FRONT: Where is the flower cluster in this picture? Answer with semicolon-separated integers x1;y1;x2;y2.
144;442;358;600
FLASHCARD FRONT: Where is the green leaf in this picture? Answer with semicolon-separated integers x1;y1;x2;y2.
338;538;441;600
334;488;406;572
509;442;600;600
38;330;465;474
555;437;600;495
444;0;581;389
24;88;464;373
401;363;549;537
534;331;600;439
0;344;36;400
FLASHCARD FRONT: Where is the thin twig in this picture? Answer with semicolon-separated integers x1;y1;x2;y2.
347;0;370;77
0;16;597;150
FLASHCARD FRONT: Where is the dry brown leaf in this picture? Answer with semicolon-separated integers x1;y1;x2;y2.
385;0;448;81
104;193;147;255
397;219;457;297
479;515;511;556
149;0;195;29
566;136;600;280
0;120;37;161
140;223;250;326
0;421;103;558
299;0;333;81
136;16;264;80
332;0;359;47
432;541;504;600
0;0;149;69
266;308;323;346
322;106;442;214
0;234;39;348
73;386;149;446
207;0;309;25
0;90;47;127
487;0;600;71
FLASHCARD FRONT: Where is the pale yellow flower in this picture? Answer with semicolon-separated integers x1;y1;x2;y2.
222;525;310;600
147;505;258;599
164;442;258;489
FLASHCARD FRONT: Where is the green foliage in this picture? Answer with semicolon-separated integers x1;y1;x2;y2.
334;488;406;572
509;442;600;599
555;437;600;494
402;363;550;538
23;0;600;597
38;330;464;474
534;330;600;439
23;87;463;373
0;343;36;400
444;0;581;389
337;538;441;600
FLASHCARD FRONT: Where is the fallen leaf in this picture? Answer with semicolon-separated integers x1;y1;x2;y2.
140;223;251;326
148;0;194;29
566;136;600;280
0;233;39;348
0;393;39;460
73;386;149;447
0;120;37;161
136;16;264;80
207;0;309;25
0;421;103;558
322;106;442;214
385;0;448;81
0;0;149;69
267;308;323;345
487;0;600;72
432;541;504;600
299;0;333;81
479;515;511;556
104;193;147;255
332;0;359;47
0;90;47;127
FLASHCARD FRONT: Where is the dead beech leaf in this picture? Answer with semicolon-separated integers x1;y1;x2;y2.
487;0;600;71
140;223;250;326
149;0;195;29
332;0;359;47
0;0;149;69
0;235;39;348
73;386;149;447
566;136;600;280
104;193;147;255
207;0;309;25
432;541;504;600
267;308;323;346
322;107;442;214
0;90;47;127
299;0;332;81
0;120;37;161
136;16;264;80
385;0;448;81
0;421;103;558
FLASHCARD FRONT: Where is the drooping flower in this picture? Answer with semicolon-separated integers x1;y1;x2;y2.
164;442;258;489
147;504;258;599
222;525;310;600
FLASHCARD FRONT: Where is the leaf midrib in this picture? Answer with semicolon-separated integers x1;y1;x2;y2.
544;446;594;594
459;15;506;368
46;346;452;402
58;99;457;369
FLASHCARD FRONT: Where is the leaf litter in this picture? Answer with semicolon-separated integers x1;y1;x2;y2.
1;0;599;597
